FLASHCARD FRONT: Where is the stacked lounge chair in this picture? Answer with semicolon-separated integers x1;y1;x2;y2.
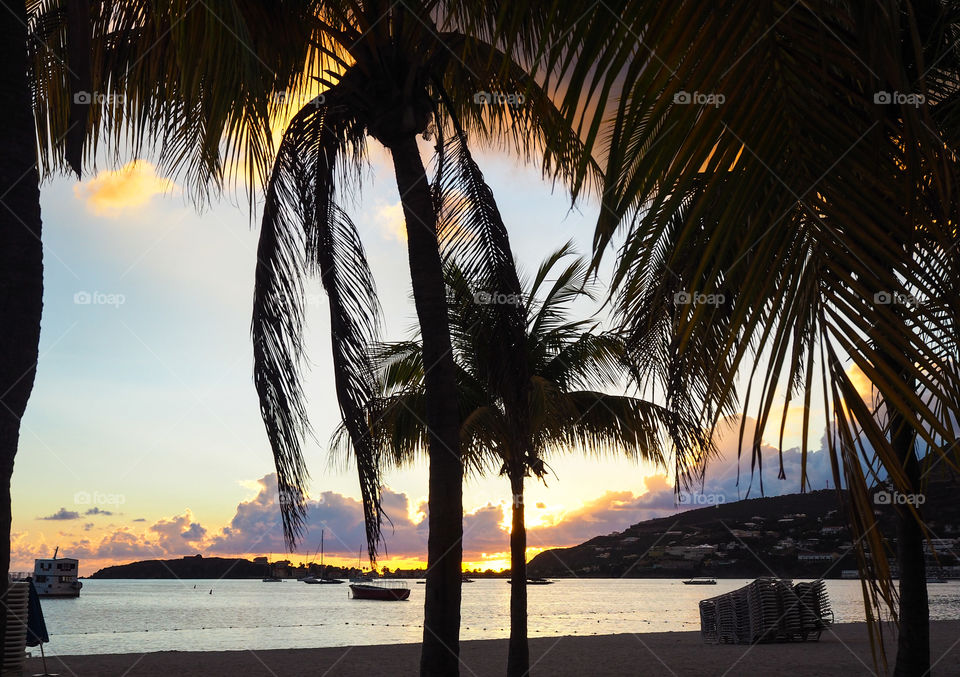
699;578;833;644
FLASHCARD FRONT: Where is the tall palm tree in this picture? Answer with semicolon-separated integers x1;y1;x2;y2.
249;6;597;673
11;3;592;671
0;0;45;650
536;2;960;673
3;0;317;647
332;245;708;677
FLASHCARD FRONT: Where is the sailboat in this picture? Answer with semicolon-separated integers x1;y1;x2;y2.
261;554;282;582
349;544;374;582
303;530;344;584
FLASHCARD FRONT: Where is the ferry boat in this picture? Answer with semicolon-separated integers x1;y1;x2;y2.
33;547;82;597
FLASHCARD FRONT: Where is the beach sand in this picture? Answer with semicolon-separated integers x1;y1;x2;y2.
24;620;960;676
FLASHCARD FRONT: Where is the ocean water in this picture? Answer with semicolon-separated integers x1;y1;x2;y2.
33;578;960;656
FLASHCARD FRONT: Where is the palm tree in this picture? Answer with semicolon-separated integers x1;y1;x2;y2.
3;0;317;646
248;6;596;673
9;4;591;671
0;0;45;649
333;245;708;677
537;2;960;673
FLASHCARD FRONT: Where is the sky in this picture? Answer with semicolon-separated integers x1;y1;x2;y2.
10;139;848;576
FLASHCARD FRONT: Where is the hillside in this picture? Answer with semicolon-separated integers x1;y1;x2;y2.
527;483;960;579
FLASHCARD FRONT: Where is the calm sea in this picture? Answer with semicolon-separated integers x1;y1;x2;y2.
34;579;960;656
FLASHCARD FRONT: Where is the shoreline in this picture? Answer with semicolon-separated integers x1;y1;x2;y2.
26;620;960;676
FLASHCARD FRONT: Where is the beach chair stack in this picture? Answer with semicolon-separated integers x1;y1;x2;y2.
699;578;833;644
698;599;718;643
2;580;29;676
793;580;833;639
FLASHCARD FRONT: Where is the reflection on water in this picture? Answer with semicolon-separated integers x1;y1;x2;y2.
37;578;960;655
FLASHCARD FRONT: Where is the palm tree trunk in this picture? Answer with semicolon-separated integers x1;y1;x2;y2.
0;0;44;651
508;471;529;677
885;368;929;676
388;135;463;677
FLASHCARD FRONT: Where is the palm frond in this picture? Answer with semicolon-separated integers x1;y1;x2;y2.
253;96;382;557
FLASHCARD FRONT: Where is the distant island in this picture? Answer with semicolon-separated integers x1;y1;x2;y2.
528;482;960;579
92;483;960;580
90;555;365;580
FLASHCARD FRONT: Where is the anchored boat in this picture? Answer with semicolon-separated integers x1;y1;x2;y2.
683;577;718;585
349;580;411;601
33;547;82;597
303;530;344;584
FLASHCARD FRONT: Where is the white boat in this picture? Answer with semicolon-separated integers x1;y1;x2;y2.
33;547;82;597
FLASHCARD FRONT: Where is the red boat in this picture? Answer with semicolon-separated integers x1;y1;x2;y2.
349;581;411;601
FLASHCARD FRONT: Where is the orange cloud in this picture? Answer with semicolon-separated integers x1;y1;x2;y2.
74;160;176;216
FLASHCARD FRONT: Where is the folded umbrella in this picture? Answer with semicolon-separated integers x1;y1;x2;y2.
25;579;57;677
25;579;48;646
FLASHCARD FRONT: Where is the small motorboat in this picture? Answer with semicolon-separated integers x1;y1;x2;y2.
262;577;283;582
507;577;554;585
683;577;717;585
349;581;411;601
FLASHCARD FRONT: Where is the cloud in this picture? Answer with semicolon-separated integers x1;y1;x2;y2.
11;415;850;574
148;511;208;551
525;475;680;548
73;160;176;216
697;416;842;500
374;200;406;242
206;474;428;558
39;508;80;521
85;507;113;516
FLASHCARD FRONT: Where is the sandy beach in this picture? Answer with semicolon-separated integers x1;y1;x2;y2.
24;620;960;676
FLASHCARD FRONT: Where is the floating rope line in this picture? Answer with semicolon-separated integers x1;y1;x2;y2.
50;617;699;639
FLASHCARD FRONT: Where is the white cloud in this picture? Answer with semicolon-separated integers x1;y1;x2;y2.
374;200;406;242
